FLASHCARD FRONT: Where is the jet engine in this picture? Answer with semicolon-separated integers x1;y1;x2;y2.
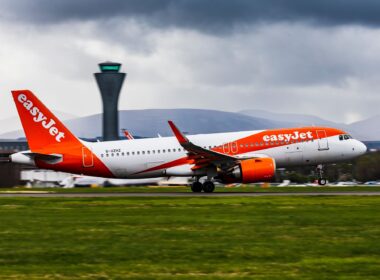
218;158;276;184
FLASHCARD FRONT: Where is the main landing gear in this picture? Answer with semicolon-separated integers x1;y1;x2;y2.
316;164;327;186
191;180;215;193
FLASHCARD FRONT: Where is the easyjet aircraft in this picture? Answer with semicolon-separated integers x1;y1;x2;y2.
10;90;367;192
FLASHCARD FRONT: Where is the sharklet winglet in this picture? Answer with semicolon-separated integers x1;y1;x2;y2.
168;121;189;145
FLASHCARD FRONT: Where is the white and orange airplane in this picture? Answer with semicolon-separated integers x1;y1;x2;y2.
10;90;367;192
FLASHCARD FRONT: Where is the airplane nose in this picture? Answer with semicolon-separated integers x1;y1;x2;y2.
356;141;367;155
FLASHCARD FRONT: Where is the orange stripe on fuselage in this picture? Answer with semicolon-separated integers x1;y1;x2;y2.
211;127;344;155
35;142;115;178
134;156;193;175
135;127;345;175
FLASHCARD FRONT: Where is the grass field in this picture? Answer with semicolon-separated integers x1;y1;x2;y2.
0;196;380;279
3;185;380;193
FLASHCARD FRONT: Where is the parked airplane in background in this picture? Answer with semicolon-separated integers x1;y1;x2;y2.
10;90;367;192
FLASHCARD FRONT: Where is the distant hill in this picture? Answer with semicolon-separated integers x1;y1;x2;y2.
348;115;380;141
0;109;294;139
239;109;371;140
239;109;346;128
0;108;378;140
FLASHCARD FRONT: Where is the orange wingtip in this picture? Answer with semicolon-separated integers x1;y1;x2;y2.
168;121;188;144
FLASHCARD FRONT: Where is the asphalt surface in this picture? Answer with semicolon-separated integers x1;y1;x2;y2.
1;192;380;197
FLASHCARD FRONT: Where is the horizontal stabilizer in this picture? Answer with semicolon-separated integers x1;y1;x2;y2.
24;152;63;164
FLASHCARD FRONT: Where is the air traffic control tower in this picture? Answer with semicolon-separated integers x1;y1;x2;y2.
94;62;126;141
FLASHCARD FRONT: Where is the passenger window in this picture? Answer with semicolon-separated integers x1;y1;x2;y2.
111;153;114;157
106;154;109;157
339;135;343;141
137;151;140;155
163;149;166;153
121;152;124;156
142;151;145;155
147;151;150;154
132;152;135;155
127;152;130;156
101;154;104;157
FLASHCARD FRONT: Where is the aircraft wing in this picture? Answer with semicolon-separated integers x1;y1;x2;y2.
168;121;238;170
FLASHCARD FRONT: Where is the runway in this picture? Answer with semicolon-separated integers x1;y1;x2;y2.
1;192;380;197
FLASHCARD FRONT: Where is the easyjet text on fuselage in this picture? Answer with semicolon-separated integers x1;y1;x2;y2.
262;131;313;142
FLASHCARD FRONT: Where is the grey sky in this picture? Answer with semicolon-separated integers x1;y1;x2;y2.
0;0;379;123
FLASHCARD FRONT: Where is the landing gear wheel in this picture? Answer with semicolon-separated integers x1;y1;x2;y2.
318;178;327;186
202;181;215;193
316;164;326;186
191;181;203;192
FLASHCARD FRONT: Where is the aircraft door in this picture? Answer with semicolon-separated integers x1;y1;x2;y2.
231;141;238;154
223;141;238;154
82;147;94;167
316;130;329;150
222;143;230;154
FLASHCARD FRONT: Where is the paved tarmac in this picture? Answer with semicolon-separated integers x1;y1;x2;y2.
1;192;380;197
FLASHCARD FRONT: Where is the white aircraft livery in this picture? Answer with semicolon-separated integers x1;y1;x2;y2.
10;90;367;192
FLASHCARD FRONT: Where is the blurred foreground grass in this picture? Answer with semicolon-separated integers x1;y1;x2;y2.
2;185;380;193
0;196;379;279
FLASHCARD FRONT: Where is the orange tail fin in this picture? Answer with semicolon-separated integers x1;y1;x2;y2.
11;90;79;151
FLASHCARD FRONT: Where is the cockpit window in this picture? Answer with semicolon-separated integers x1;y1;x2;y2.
340;134;353;140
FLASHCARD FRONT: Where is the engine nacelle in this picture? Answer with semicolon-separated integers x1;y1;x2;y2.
219;158;276;184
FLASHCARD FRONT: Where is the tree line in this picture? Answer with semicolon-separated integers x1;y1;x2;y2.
276;152;380;183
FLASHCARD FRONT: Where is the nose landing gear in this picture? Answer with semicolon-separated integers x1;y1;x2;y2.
191;180;215;193
316;164;327;185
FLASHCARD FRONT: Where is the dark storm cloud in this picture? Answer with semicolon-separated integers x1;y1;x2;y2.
3;0;380;32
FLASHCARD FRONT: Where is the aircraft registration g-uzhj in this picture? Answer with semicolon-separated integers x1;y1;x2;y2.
10;90;367;192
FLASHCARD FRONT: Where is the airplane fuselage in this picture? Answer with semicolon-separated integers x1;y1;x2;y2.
12;126;367;179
